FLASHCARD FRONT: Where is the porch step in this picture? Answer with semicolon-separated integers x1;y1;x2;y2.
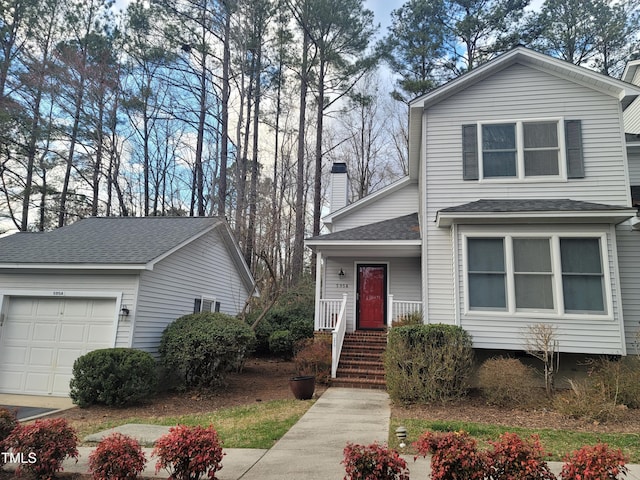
334;332;387;389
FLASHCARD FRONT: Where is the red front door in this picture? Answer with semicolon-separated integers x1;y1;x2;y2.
357;265;387;330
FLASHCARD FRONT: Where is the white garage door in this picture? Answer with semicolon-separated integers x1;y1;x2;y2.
0;297;115;396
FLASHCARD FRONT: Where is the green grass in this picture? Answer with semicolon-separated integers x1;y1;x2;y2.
389;418;640;463
79;399;313;449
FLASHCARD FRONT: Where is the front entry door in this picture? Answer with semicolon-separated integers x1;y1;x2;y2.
357;265;387;330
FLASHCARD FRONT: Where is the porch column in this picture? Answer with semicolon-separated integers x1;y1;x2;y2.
314;251;323;330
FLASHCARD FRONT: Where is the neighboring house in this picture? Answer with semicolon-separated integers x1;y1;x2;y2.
0;216;256;396
307;46;640;377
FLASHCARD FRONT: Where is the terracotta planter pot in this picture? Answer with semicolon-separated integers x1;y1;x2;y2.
289;375;315;400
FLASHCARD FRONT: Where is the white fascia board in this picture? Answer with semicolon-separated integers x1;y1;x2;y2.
410;47;640;112
436;210;638;227
322;177;415;224
218;221;259;296
0;263;147;270
145;220;222;270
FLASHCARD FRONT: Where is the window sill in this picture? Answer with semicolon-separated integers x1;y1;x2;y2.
463;309;614;322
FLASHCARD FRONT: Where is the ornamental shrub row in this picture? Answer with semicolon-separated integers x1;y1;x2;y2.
2;419;224;480
343;432;629;480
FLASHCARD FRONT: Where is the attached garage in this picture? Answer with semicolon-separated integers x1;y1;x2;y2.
0;216;257;398
0;296;116;396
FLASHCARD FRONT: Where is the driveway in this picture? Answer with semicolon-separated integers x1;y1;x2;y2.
0;394;74;421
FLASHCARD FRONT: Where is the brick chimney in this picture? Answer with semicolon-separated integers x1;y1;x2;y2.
330;163;348;212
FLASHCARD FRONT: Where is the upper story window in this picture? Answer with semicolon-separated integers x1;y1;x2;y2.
463;119;584;181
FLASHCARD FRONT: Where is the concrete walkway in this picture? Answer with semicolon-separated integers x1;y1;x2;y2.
3;387;640;479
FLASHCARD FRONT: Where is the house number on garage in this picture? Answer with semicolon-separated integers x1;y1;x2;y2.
52;291;65;296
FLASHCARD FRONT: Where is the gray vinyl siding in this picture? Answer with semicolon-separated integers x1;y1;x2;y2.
628;148;640;185
135;229;251;354
0;271;138;348
332;182;419;232
451;224;625;354
323;257;421;331
616;225;640;354
423;63;630;351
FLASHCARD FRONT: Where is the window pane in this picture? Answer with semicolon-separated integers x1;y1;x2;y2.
563;275;605;312
484;152;517;177
560;238;602;274
469;273;506;309
515;274;554;309
524;122;558;148
524;151;559;176
468;238;504;272
483;124;515;149
561;238;605;313
513;238;551;272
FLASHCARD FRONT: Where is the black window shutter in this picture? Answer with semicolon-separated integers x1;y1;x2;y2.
565;120;584;178
193;298;202;313
462;124;479;180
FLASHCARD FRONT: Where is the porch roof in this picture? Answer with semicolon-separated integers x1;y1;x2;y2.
436;199;637;227
306;213;421;257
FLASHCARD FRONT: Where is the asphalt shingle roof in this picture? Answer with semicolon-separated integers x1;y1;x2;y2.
0;216;222;265
308;213;420;242
439;199;633;213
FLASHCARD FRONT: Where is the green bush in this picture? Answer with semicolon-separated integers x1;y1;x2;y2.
384;324;474;404
247;282;315;355
268;330;294;359
69;348;157;407
477;357;542;408
159;312;255;389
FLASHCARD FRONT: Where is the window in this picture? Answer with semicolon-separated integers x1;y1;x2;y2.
193;297;219;313
466;235;606;315
462;120;584;181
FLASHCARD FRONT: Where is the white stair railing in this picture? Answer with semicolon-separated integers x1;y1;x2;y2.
388;294;423;327
331;293;348;379
318;299;343;330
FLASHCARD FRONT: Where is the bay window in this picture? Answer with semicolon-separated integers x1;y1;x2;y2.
466;235;607;315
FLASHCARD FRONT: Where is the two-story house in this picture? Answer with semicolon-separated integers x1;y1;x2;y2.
306;46;640;382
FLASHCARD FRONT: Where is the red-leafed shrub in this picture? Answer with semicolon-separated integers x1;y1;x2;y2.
88;433;146;480
413;430;486;480
560;443;628;480
486;432;556;480
6;417;78;480
342;442;409;480
0;407;18;467
153;424;224;480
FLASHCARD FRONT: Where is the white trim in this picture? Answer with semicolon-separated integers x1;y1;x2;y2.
609;223;627;355
461;230;613;321
0;263;147;270
306;239;421;247
321;177;416;226
436;209;636;227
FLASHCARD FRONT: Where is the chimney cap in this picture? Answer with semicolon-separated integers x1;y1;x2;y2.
331;163;347;174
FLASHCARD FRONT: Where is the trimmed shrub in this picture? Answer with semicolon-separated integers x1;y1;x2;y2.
0;408;17;467
70;348;158;407
153;425;223;480
88;433;146;480
159;312;255;389
268;329;294;359
413;430;486;480
560;443;628;480
478;357;541;407
486;432;555;480
384;324;474;404
342;442;409;480
6;418;78;480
